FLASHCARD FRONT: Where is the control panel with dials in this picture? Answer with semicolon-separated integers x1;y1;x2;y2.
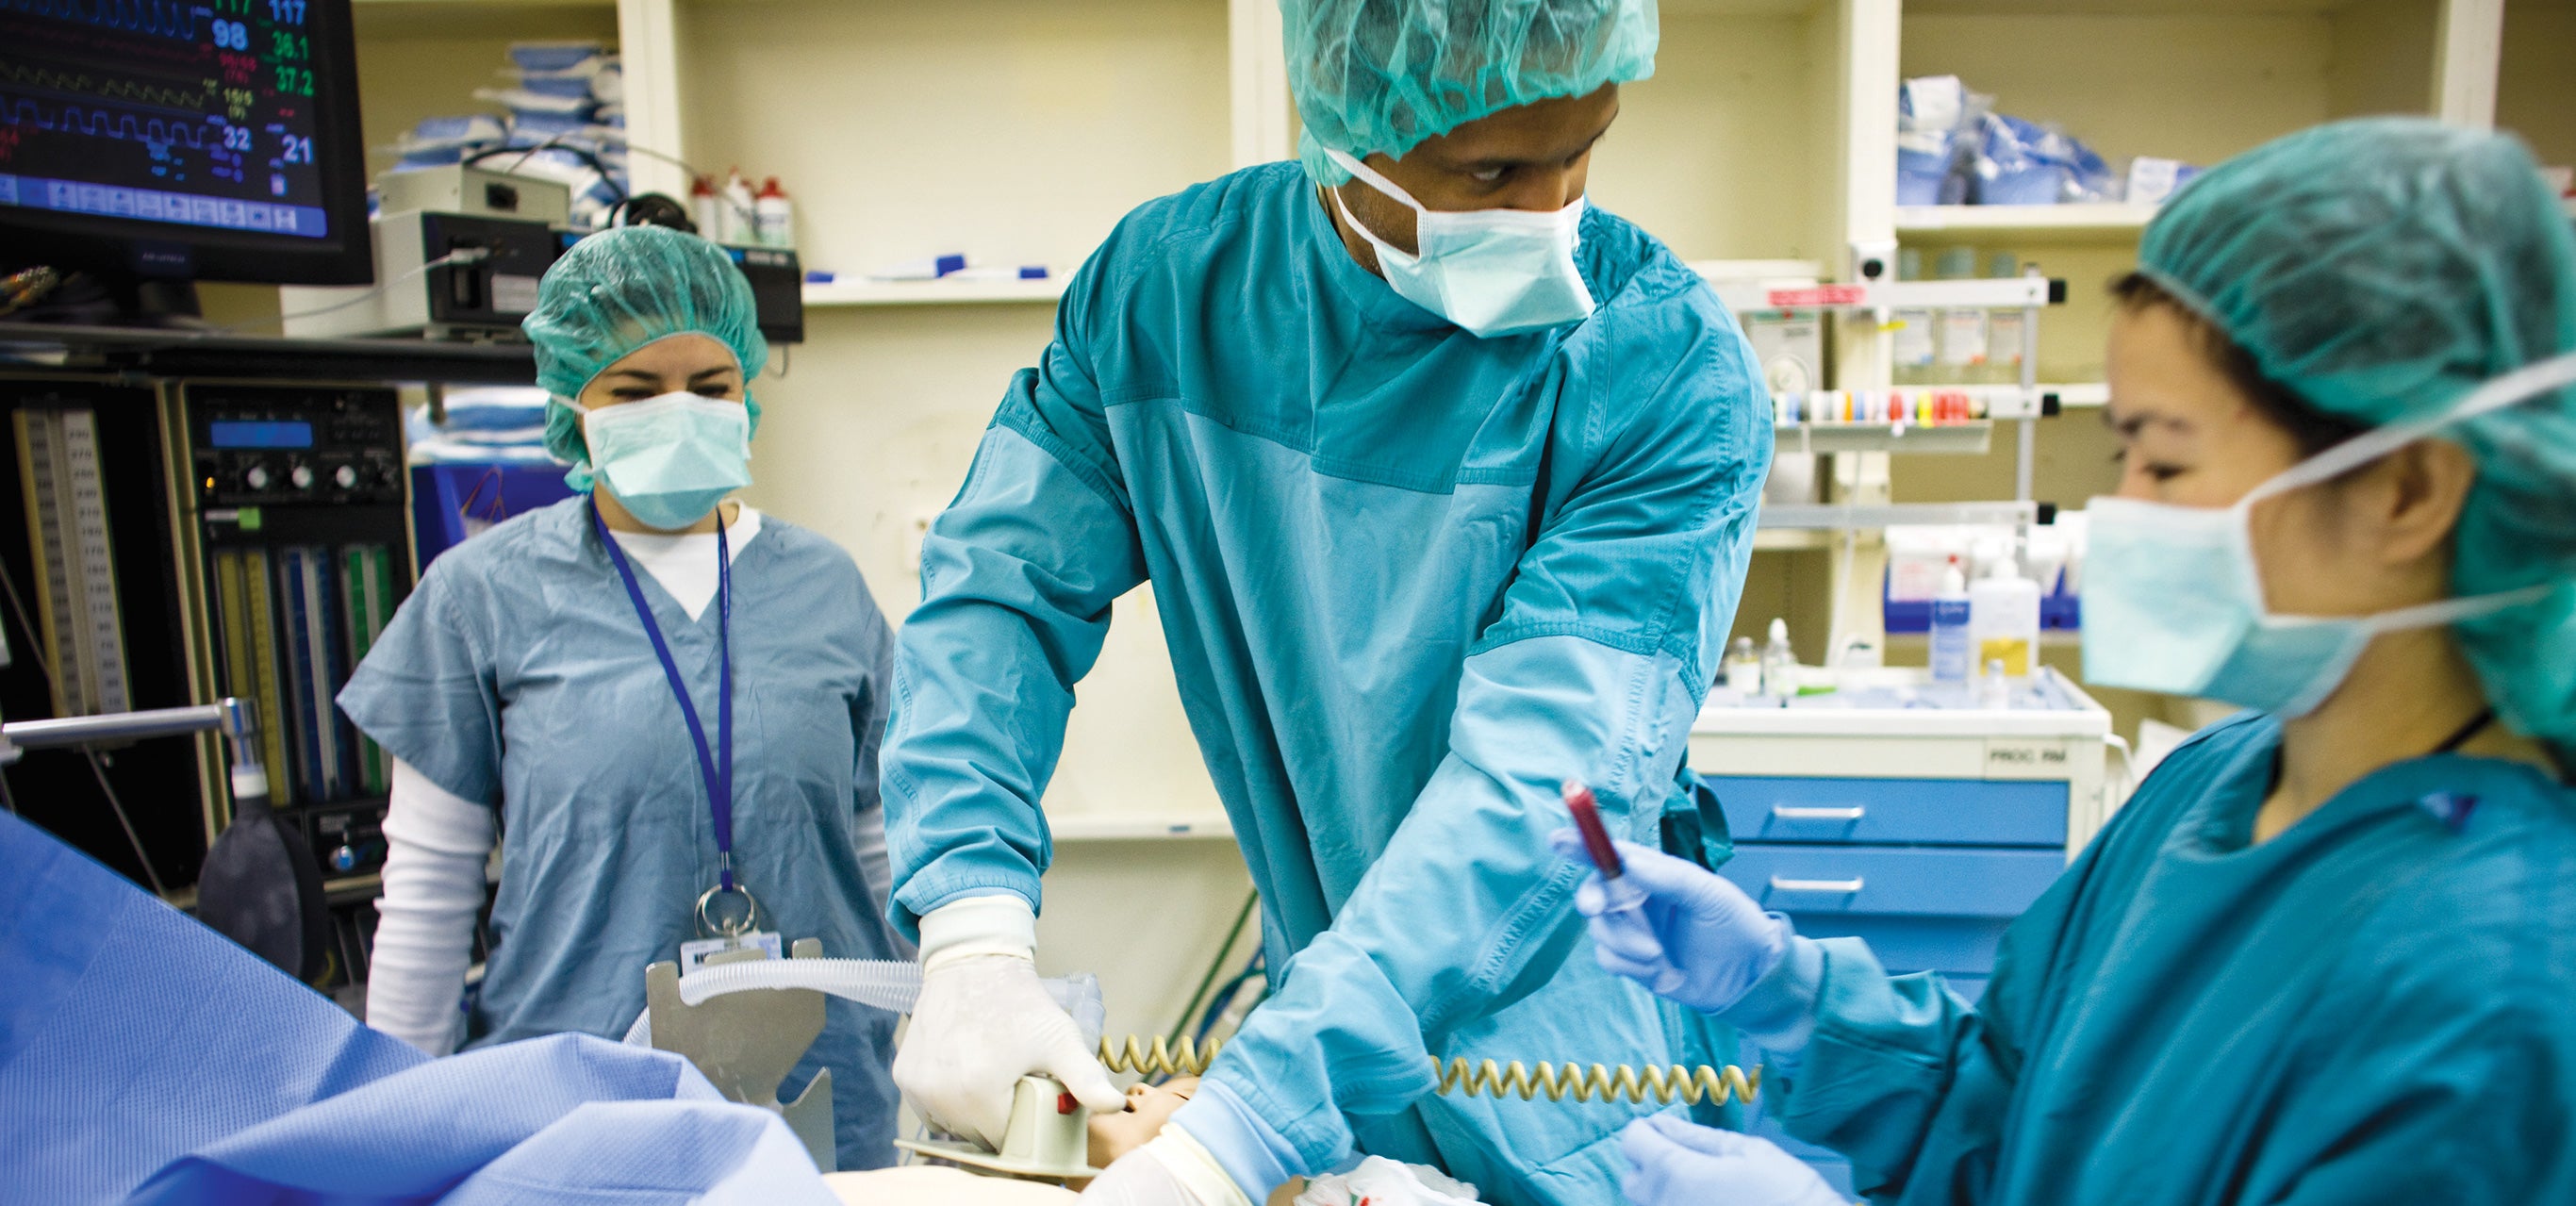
177;383;413;881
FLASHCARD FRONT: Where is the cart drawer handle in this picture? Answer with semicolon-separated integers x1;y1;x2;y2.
1769;877;1866;893
1771;805;1866;821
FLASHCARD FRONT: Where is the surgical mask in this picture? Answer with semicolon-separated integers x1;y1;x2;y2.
1322;146;1595;339
570;391;752;530
2082;352;2576;717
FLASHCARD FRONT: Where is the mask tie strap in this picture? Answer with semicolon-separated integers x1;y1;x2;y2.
2244;351;2576;507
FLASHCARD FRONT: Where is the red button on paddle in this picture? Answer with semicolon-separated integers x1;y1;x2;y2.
1058;1091;1078;1115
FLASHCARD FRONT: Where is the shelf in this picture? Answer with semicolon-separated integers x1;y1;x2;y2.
1049;814;1236;842
1753;528;1839;552
801;277;1068;307
1697;268;2056;312
1775;421;1993;455
1895;204;2159;239
1760;501;2039;530
1902;383;2108;412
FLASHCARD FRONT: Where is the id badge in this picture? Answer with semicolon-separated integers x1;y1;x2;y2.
680;929;783;973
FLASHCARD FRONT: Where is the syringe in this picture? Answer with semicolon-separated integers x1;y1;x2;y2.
1560;780;1685;994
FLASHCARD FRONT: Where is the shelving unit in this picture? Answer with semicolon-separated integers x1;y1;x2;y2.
1895;203;2157;236
801;276;1069;308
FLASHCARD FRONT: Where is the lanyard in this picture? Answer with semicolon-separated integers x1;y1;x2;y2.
591;500;751;934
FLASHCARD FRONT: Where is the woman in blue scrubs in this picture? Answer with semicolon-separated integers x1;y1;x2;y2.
339;224;906;1170
1566;119;2576;1205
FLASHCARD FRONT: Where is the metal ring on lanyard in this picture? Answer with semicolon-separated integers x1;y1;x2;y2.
697;881;761;937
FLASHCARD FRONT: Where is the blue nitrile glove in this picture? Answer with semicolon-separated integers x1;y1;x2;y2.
1619;1115;1848;1206
1549;831;1790;1015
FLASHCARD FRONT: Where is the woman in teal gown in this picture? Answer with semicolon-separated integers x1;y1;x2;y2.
1564;118;2576;1205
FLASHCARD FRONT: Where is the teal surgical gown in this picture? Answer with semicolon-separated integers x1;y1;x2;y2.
1772;713;2576;1203
882;161;1771;1206
338;499;906;1170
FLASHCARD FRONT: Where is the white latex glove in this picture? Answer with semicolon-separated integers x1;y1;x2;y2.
894;897;1124;1150
1081;1130;1253;1206
1618;1115;1847;1206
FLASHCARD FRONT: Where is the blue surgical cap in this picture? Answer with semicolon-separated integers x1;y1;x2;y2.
1285;0;1660;185
525;224;768;486
2139;117;2576;749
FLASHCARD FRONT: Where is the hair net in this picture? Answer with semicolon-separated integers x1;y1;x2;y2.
2138;117;2576;749
526;224;768;488
1285;0;1659;185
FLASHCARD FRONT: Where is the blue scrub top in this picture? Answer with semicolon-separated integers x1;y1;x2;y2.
1775;714;2576;1203
339;498;905;1170
883;162;1772;1205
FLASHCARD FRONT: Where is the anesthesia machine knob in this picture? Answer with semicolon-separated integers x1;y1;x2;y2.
242;464;272;491
289;465;315;490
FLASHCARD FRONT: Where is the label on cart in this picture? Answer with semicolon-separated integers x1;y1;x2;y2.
1984;739;2072;779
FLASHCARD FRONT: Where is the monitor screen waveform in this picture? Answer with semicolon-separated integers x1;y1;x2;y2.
0;0;332;239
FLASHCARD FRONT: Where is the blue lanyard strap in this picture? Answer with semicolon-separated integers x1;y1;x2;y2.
591;500;736;890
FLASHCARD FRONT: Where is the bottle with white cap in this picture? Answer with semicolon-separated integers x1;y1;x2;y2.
1760;618;1797;700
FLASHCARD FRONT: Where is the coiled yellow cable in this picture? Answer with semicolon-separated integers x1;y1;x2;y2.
1098;1035;1762;1106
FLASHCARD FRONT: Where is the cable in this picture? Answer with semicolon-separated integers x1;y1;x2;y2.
215;249;490;334
87;750;165;897
1094;1034;1763;1107
1167;890;1259;1047
0;555;164;894
0;768;17;814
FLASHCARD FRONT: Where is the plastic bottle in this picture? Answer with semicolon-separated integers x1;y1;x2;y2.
1933;245;1988;387
1724;635;1763;697
1891;247;1937;387
1983;253;2025;386
1968;558;2041;680
753;176;793;248
1760;618;1797;699
688;173;720;239
719;168;755;245
1929;559;1973;684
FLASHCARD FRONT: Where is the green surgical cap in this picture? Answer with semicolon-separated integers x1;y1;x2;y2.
2139;117;2576;748
1285;0;1660;185
526;224;768;484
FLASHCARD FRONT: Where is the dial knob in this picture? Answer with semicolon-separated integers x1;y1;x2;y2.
289;465;315;489
334;465;358;489
242;465;271;490
330;844;359;873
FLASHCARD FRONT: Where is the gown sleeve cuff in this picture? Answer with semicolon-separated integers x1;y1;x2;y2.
1170;1077;1304;1201
916;893;1037;969
1723;931;1825;1065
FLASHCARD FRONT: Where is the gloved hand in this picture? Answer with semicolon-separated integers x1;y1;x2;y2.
1548;831;1790;1015
1080;1130;1253;1206
1618;1114;1847;1206
892;950;1125;1150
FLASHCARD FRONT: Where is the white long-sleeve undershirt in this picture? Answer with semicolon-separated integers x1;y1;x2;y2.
364;506;896;1053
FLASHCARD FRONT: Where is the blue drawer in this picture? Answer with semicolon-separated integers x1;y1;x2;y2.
1792;915;2007;975
1719;845;2063;917
1701;774;2067;848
